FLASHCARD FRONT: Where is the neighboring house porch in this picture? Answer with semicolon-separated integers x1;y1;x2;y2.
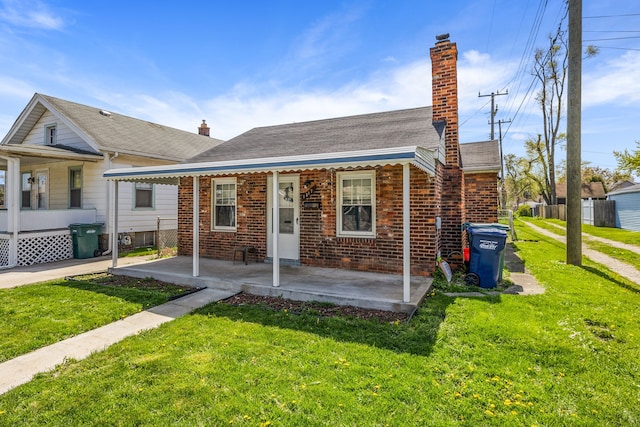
0;93;222;269
0;145;102;267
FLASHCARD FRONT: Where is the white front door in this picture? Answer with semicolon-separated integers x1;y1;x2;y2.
267;174;300;261
35;169;48;210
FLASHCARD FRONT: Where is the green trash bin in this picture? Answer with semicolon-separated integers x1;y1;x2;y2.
69;223;103;259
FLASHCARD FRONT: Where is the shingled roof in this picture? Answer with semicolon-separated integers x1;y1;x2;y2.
2;93;223;162
187;107;444;163
460;140;501;173
556;182;607;199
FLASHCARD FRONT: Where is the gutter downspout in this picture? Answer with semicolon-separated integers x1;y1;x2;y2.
102;151;119;256
0;155;19;269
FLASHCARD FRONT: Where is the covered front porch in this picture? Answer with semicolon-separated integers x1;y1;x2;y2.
110;255;432;314
105;146;442;312
0;144;103;268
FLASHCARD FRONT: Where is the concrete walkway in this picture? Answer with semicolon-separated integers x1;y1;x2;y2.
0;255;156;289
525;222;640;285
0;287;236;395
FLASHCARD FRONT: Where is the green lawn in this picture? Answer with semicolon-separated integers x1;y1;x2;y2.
521;217;640;270
0;275;191;362
0;225;639;425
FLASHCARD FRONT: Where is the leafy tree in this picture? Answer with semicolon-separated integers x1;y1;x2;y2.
557;161;631;193
614;141;640;178
504;153;539;208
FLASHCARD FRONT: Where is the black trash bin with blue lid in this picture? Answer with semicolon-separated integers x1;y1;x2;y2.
465;227;508;288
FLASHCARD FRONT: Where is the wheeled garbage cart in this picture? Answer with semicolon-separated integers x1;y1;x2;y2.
69;223;103;259
465;227;508;288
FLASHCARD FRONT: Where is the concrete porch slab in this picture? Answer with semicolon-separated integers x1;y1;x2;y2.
109;256;432;314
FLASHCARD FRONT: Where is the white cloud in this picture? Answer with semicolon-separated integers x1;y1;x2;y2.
583;51;640;107
96;49;518;144
0;0;65;30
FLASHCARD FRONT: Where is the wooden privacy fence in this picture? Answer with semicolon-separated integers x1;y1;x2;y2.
582;199;616;227
535;200;616;227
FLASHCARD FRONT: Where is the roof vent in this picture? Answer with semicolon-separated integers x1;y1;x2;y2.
99;109;112;117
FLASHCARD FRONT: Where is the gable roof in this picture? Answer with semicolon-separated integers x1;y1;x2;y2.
607;183;640;196
187;107;444;163
609;179;636;193
459;140;500;173
556;181;607;199
1;93;223;162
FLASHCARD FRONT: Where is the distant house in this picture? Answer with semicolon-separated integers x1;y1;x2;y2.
609;179;636;193
556;181;606;204
0;94;222;268
104;35;500;302
607;183;640;231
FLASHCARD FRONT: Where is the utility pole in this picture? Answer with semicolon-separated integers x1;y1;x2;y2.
479;90;508;140
566;0;582;266
497;119;512;209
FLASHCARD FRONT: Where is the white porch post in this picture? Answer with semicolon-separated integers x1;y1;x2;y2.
111;180;119;267
272;170;280;287
403;163;411;303
5;157;20;267
193;176;200;277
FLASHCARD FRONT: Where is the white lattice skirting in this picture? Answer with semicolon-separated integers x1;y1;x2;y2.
17;231;74;266
0;237;9;266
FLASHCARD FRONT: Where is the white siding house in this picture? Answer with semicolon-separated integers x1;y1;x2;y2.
0;93;222;268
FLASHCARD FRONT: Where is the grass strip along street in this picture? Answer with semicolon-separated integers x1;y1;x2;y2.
0;223;639;425
0;274;192;363
522;217;640;272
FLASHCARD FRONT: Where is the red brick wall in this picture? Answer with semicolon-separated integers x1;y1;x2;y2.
430;37;465;265
178;174;268;260
178;164;438;276
464;172;499;224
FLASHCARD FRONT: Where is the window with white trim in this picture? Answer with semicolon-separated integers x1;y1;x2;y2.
69;166;82;208
45;124;56;145
134;182;154;209
337;171;375;237
212;178;236;230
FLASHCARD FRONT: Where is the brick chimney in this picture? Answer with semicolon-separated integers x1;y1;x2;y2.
198;119;210;137
430;34;465;266
430;33;459;166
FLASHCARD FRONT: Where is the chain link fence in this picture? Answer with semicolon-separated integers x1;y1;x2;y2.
157;217;178;258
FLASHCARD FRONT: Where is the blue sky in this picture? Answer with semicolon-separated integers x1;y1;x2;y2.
1;0;639;174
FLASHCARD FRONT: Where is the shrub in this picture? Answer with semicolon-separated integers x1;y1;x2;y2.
516;204;532;217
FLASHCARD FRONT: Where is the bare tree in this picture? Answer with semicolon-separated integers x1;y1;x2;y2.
531;29;568;206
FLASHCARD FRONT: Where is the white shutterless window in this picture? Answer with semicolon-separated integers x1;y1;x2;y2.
337;171;375;237
212;178;236;231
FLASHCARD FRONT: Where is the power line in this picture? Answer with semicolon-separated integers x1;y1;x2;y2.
584;30;640;33
584;36;640;41
592;45;640;52
499;0;549;120
584;13;640;19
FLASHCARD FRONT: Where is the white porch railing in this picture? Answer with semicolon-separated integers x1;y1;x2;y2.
0;208;97;232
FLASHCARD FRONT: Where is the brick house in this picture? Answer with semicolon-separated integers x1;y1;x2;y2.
105;35;500;302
